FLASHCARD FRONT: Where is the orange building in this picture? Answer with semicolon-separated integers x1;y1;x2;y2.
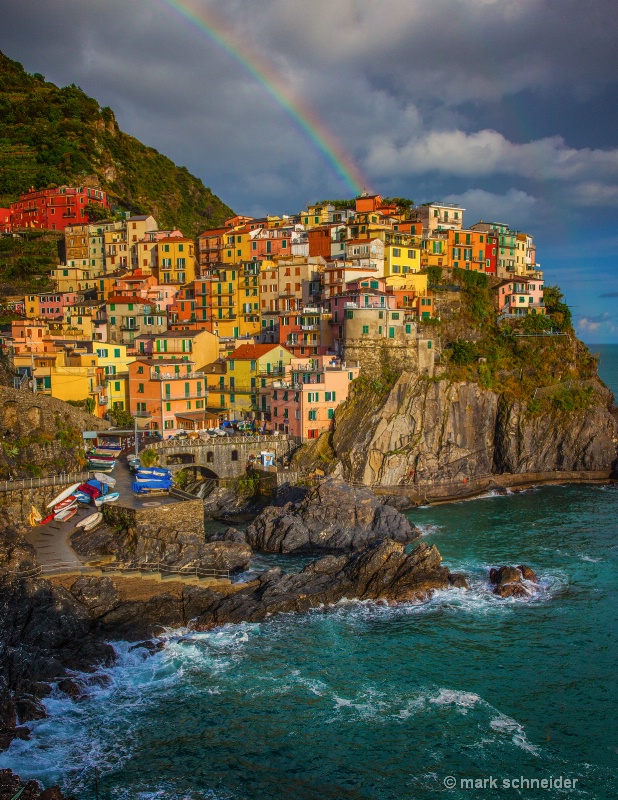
128;357;208;435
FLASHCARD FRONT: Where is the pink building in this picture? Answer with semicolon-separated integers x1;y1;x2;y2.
113;274;177;312
269;355;360;440
496;278;545;316
32;292;81;319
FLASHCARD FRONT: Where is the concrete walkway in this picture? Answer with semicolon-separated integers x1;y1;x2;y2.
24;504;92;572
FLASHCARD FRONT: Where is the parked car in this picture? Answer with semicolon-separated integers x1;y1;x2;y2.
173;431;189;440
214;427;233;437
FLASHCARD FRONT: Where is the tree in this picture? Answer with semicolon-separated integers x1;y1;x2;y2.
424;266;443;285
110;408;134;428
543;285;572;330
84;396;95;414
85;202;109;222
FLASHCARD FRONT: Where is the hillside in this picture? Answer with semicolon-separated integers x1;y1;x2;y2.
0;229;57;297
0;51;233;237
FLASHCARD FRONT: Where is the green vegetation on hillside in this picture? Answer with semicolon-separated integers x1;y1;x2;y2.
0;230;57;296
0;51;233;237
437;270;599;403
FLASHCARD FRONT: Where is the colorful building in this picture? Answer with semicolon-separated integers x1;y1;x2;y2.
128;357;208;435
219;343;294;419
269;356;360;440
155;237;197;284
496;278;546;316
8;186;109;231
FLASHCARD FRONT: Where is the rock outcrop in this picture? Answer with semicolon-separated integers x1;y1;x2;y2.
489;564;539;598
0;768;75;800
246;479;420;554
202;486;265;520
190;540;467;628
295;374;618;492
0;529;114;747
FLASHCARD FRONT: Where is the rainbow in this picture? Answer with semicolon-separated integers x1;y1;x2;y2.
157;0;368;196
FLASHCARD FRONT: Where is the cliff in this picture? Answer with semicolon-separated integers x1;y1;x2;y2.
294;372;618;499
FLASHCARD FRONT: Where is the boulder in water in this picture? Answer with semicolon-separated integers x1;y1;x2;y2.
489;564;538;597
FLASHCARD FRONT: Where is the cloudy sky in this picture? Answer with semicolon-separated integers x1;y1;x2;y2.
1;0;617;342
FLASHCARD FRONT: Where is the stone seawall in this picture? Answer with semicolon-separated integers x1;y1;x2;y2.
102;498;205;540
0;481;81;525
371;469;613;505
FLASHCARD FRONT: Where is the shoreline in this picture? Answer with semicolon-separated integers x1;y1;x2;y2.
370;469;614;506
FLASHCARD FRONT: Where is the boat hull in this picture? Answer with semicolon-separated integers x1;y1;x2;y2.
46;483;82;509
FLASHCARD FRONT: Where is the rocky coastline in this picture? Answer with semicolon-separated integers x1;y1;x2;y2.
0;481;469;753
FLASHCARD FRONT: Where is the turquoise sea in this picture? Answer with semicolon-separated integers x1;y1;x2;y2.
3;346;618;799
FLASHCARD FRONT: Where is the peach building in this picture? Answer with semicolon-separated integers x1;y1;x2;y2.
269;355;360;440
128;356;208;435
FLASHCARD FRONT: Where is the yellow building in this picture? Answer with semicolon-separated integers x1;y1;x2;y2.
104;225;130;271
215;343;294;419
220;229;253;264
198;263;261;340
385;273;429;295
156;237;198;284
50;265;99;294
383;242;421;277
134;329;219;370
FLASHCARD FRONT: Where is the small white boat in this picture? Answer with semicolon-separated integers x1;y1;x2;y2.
75;511;103;531
93;472;117;488
55;505;77;522
47;483;82;509
53;496;78;513
94;492;120;507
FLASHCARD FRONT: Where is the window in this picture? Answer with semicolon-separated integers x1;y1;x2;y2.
328;408;334;419
391;312;400;320
137;383;144;393
362;325;369;334
231;450;239;461
164;420;174;429
166;402;171;411
308;409;317;421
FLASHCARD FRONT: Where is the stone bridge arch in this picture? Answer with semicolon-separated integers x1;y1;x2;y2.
147;435;296;480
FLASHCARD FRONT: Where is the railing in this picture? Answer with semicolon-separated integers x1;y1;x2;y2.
151;372;204;380
0;471;90;493
0;564;43;579
150;434;292;449
100;560;230;581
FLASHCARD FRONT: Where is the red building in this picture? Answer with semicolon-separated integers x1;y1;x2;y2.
484;233;498;275
307;226;332;259
9;186;109;231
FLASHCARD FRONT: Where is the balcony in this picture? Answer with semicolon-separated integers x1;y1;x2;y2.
151;371;205;381
120;324;140;331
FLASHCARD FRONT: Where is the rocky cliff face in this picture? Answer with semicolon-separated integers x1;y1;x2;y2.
294;374;618;490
